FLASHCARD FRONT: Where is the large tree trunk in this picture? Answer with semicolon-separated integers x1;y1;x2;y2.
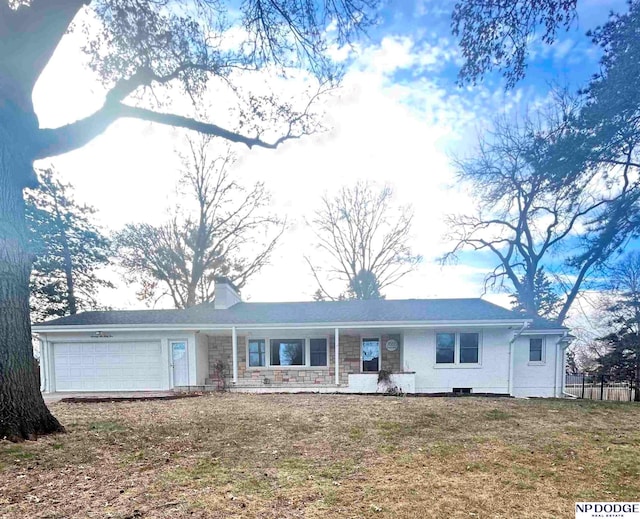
0;118;64;441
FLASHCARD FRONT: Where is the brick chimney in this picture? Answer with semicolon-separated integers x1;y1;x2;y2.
213;277;242;309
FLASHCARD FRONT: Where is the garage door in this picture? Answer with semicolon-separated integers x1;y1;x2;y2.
53;341;165;391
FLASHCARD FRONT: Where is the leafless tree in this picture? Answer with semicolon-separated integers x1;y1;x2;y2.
307;181;422;300
442;99;640;325
115;136;284;308
0;0;378;440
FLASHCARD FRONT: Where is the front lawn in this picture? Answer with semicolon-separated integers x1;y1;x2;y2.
1;394;639;518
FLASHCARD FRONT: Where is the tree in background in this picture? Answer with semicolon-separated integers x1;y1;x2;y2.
348;269;383;300
0;0;378;440
307;182;421;300
25;169;112;322
116;136;284;309
594;252;640;400
445;3;640;325
510;268;562;320
452;0;577;87
443;100;638;324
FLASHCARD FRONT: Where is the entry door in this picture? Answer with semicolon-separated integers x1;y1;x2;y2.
171;341;189;386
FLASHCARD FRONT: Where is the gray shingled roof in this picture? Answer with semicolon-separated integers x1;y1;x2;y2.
33;298;565;329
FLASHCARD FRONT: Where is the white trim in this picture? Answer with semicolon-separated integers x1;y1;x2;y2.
433;330;482;368
334;328;339;385
34;318;532;333
232;327;238;384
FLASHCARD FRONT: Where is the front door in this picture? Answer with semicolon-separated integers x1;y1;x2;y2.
171;341;189;387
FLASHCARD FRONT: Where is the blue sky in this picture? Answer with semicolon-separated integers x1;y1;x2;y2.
33;0;635;313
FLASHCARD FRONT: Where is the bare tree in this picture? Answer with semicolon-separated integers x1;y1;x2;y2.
452;0;578;87
115;136;284;308
443;101;640;325
307;181;421;300
0;0;377;439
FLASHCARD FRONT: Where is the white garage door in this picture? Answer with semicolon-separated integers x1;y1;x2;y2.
53;341;165;391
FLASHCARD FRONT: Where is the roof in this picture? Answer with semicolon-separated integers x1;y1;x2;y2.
33;298;566;330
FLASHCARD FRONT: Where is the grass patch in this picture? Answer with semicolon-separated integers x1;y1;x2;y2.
1;446;35;459
88;420;126;433
0;394;638;518
484;408;514;420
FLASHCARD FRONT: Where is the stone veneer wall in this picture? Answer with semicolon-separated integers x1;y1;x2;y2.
207;333;402;387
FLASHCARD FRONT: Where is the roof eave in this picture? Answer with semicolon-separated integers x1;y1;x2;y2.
34;318;533;334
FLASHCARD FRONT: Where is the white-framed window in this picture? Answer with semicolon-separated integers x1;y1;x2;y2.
270;339;305;366
435;332;481;365
310;338;328;366
245;337;328;368
361;337;380;372
529;337;545;364
248;339;266;367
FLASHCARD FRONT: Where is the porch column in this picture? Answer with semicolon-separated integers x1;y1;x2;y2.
334;327;340;385
232;326;238;384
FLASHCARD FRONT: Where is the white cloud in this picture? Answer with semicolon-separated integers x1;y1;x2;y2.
32;26;515;309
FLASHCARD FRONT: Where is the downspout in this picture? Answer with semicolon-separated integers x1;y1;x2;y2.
39;335;47;393
553;332;567;398
555;332;576;399
508;322;530;396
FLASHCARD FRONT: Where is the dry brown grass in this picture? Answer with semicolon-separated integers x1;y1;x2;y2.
1;394;639;518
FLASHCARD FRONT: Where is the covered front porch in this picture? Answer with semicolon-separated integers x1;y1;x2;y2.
190;326;415;393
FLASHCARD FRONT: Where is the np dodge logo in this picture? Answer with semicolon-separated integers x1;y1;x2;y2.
576;503;640;519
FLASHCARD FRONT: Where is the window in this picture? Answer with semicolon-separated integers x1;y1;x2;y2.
459;333;479;364
270;339;305;366
247;337;331;369
248;339;266;367
529;338;544;362
362;338;380;372
436;333;455;364
436;332;481;365
310;338;328;366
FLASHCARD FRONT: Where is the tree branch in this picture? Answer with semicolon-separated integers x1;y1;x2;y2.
35;102;300;159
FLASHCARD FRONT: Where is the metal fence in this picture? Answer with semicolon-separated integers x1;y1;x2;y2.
565;373;636;401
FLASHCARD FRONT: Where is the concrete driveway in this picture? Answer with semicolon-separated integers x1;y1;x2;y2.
43;391;177;404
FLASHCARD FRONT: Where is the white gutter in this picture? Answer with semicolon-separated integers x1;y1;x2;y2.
508;322;530;396
34;318;533;334
519;329;570;336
